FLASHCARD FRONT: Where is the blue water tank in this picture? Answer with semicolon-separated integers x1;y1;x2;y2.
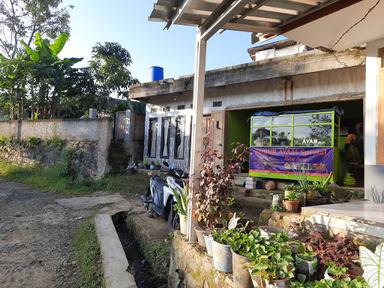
150;66;164;81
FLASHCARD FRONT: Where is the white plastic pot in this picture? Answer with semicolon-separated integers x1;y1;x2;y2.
204;234;213;257
212;239;232;272
179;213;187;235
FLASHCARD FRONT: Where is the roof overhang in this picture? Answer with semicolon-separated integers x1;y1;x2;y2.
149;0;384;50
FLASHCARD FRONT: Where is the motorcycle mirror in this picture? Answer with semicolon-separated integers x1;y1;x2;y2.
163;161;169;167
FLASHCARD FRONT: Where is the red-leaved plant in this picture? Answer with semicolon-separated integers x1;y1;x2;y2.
304;231;360;278
194;139;249;229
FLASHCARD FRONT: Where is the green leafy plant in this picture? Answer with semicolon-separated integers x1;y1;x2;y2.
143;157;150;166
288;277;369;288
249;232;295;282
172;183;189;216
26;136;42;146
0;136;11;145
285;191;303;201
359;242;384;288
312;173;333;196
325;261;349;280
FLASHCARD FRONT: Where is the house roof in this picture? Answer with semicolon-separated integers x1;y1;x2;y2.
129;48;365;100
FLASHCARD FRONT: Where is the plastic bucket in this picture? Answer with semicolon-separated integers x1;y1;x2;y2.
212;240;232;272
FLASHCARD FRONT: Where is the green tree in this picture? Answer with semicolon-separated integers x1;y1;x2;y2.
89;42;139;99
20;32;82;118
0;0;72;58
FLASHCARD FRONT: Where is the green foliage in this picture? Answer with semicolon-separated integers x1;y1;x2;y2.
285;191;303;201
0;160;150;196
89;42;139;99
26;136;42;146
312;173;333;196
0;136;11;145
73;218;104;288
46;137;66;147
343;173;356;187
0;0;71;58
249;232;295;281
326;262;349;280
172;183;189;216
288;277;369;288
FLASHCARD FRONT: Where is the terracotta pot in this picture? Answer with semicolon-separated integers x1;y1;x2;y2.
179;214;187;235
283;200;301;213
232;249;252;288
194;226;206;248
212;239;232;273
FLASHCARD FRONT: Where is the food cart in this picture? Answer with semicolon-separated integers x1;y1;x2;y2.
249;108;342;182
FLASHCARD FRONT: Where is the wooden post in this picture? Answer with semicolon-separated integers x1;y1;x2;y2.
187;28;207;242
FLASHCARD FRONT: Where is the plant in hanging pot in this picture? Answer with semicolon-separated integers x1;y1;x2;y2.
283;191;303;213
172;182;189;236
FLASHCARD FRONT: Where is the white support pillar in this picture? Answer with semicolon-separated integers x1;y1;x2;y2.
187;28;207;241
365;38;384;203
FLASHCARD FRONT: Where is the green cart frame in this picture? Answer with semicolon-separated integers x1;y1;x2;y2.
249;110;341;182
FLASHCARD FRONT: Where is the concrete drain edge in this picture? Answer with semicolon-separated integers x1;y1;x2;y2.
95;214;137;288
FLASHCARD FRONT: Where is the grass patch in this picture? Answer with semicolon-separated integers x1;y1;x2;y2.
0;160;150;196
125;215;171;284
73;218;104;288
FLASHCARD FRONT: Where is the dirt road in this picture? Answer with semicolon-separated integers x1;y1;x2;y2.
0;180;132;288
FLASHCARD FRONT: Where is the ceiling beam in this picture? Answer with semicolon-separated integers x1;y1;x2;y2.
280;0;363;33
165;0;193;29
200;0;252;40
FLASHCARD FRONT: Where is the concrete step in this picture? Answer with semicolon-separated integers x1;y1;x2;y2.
234;193;273;210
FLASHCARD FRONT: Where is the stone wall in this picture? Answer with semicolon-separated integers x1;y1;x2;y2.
0;118;113;179
169;233;235;288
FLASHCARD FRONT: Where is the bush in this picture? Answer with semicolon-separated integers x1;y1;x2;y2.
46;137;66;148
26;136;42;147
0;136;10;145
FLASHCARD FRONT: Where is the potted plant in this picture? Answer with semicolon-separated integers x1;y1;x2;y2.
143;157;150;169
194;140;248;248
249;232;295;288
172;183;189;236
149;160;157;170
284;184;298;199
230;228;261;288
155;159;162;170
295;251;318;282
324;262;349;281
212;229;235;272
283;191;303;213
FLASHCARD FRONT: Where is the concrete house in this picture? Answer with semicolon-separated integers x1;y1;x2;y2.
129;42;365;183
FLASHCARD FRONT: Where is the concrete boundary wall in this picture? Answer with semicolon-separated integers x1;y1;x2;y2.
0;118;113;178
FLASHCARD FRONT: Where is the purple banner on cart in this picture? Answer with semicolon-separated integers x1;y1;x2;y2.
249;147;333;176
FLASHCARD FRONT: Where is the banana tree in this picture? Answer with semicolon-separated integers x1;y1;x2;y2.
20;33;82;118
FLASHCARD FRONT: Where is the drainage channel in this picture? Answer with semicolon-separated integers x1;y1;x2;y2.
112;212;167;288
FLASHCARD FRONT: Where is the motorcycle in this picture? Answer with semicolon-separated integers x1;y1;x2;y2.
141;161;188;231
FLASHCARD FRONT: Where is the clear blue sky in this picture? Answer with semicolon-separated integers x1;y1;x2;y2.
61;0;256;83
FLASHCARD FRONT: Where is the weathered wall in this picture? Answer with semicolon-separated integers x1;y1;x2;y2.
142;66;365;113
114;110;145;161
169;233;235;288
0;118;113;178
